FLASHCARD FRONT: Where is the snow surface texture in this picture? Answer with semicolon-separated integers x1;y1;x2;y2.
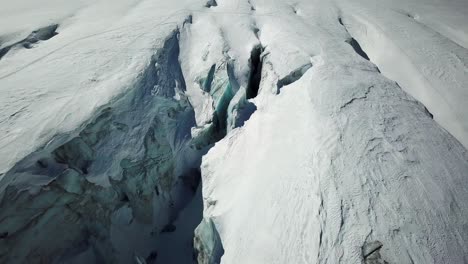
0;0;467;263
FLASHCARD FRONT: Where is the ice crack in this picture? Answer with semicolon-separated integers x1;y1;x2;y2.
340;85;374;110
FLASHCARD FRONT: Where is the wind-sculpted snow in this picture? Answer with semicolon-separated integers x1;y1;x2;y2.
0;0;467;263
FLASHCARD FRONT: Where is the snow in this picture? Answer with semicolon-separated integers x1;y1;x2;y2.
198;0;468;263
0;1;209;262
339;0;468;148
0;0;467;263
0;0;201;176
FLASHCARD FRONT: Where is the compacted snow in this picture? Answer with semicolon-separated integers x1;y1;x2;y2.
0;0;467;263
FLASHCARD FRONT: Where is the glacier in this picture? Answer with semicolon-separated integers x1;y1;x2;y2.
0;0;467;263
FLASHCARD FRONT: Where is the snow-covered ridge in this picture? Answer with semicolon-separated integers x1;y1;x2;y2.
197;0;468;263
0;0;467;263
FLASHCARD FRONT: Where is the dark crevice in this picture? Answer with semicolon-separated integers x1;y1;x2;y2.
203;64;216;92
338;17;344;26
290;4;299;14
340;85;374;110
252;27;260;39
146;251;158;263
407;251;415;264
36;159;48;168
363;241;383;258
23;24;59;48
346;38;370;61
246;45;264;99
209;61;238;140
424;106;434;119
183;15;193;26
161;223;177;233
277;62;312;90
205;0;217;8
193;45;261;151
120;193;130;202
0;46;11;61
362;240;387;264
233;102;257;128
0;24;58;60
394;9;417;20
180;168;202;194
338;17;371;61
406;13;416;19
247;0;256;11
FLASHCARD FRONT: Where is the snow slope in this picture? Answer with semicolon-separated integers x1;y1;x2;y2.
338;0;468;148
0;0;467;263
198;0;468;263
